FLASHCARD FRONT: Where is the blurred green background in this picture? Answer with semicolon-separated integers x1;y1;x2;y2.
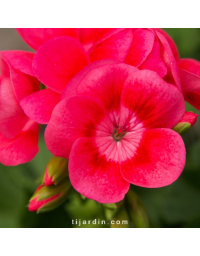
0;28;200;228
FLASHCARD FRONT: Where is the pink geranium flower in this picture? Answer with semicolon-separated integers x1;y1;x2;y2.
45;63;186;203
178;58;200;110
0;51;39;165
18;28;182;124
157;30;200;111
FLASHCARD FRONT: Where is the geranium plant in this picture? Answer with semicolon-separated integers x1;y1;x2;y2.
0;28;200;228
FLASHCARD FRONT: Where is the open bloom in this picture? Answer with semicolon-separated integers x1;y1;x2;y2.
178;58;200;110
45;63;186;203
158;31;200;111
18;28;182;124
0;51;39;165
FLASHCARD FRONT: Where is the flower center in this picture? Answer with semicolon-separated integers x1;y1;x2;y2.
113;127;126;141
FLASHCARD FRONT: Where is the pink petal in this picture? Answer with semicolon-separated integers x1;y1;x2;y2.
61;59;120;100
20;89;61;124
0;121;39;166
178;59;200;109
32;36;90;93
88;29;133;62
80;28;124;51
9;67;40;101
1;51;40;101
45;95;112;158
121;70;185;129
0;57;10;77
69;137;130;203
155;28;180;61
156;31;181;90
125;29;155;67
0;78;29;139
178;68;200;110
120;129;186;187
178;58;200;76
139;40;167;77
1;51;35;76
16;28;80;50
76;63;138;119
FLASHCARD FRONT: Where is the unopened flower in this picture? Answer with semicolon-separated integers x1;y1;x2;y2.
43;156;69;186
28;179;71;213
45;63;186;203
173;111;198;135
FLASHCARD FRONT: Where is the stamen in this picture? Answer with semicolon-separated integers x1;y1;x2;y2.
113;127;126;141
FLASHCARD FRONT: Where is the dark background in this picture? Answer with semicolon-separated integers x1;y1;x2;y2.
0;28;200;228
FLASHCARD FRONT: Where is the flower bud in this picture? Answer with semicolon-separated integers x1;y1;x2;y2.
28;179;71;213
43;157;69;186
173;111;198;135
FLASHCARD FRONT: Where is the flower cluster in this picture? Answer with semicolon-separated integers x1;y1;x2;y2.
0;28;199;206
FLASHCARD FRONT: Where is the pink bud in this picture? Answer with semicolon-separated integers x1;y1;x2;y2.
179;111;198;127
43;157;69;186
28;179;71;213
173;112;198;135
28;185;60;211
